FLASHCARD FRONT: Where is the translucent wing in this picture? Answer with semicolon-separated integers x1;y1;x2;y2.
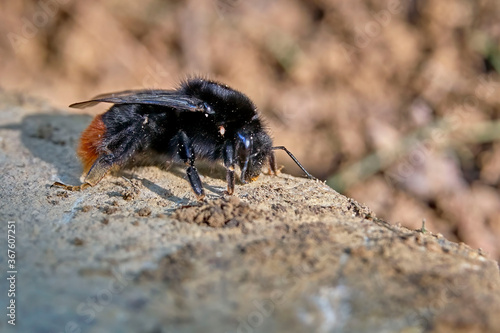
69;89;212;113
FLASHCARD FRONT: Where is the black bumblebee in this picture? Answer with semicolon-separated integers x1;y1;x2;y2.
53;77;315;199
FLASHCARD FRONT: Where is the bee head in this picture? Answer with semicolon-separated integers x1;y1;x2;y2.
235;128;272;183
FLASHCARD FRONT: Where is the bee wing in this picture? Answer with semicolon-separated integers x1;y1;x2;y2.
69;89;210;113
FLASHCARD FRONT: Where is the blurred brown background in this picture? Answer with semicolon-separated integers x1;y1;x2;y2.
2;0;500;258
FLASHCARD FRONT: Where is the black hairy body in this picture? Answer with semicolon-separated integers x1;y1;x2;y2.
53;78;313;199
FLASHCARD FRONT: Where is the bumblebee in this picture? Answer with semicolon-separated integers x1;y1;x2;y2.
54;78;314;199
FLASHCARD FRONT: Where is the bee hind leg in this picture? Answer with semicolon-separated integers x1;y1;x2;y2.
51;155;114;191
51;182;91;191
83;155;115;186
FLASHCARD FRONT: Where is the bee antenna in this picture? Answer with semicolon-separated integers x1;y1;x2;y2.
271;146;317;180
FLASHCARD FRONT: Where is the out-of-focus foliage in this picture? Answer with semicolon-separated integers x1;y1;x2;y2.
2;0;500;257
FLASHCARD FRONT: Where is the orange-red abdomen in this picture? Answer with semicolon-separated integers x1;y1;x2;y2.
78;114;106;174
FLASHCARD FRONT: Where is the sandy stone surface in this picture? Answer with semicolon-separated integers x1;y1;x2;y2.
1;93;500;333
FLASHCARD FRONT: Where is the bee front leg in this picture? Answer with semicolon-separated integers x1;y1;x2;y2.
223;142;235;195
268;150;279;176
178;131;205;200
225;167;235;195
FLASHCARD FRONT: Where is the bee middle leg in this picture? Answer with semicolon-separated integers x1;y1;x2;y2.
177;131;205;200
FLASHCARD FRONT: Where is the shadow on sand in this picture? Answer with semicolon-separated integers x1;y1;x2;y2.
6;113;230;199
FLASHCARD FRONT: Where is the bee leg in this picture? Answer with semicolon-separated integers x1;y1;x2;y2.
83;127;150;186
51;154;115;191
83;154;115;186
269;150;279;176
52;122;148;192
223;143;235;195
225;167;235;195
178;131;205;200
186;166;204;200
51;182;91;191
